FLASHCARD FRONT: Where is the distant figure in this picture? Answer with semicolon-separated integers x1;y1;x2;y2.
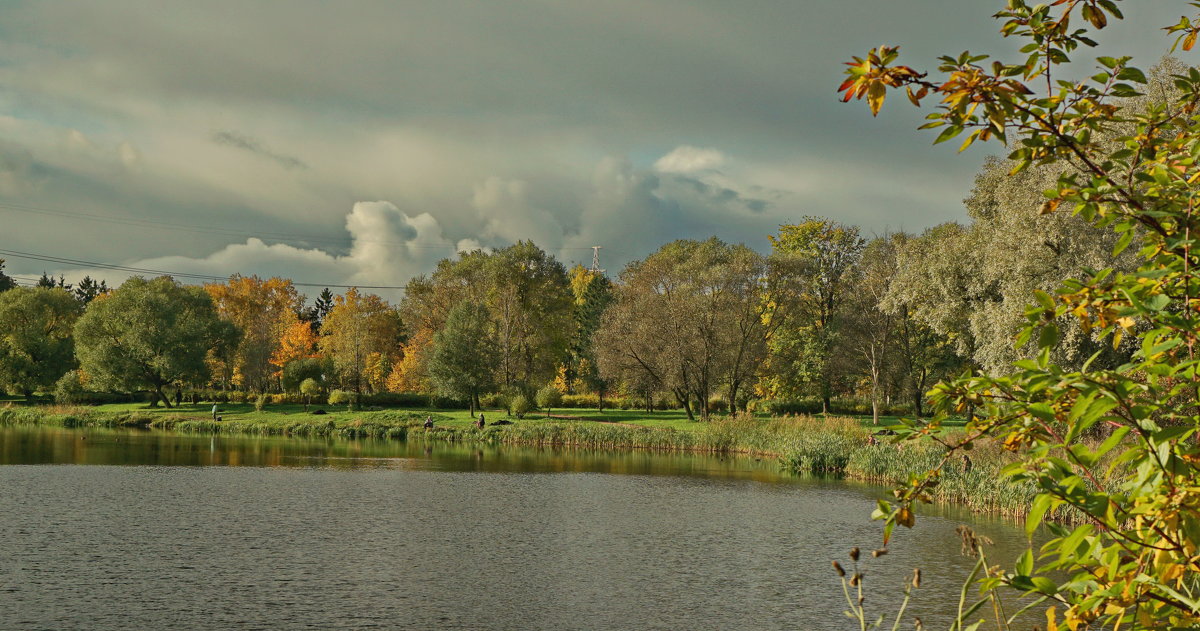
962;454;973;473
211;404;219;420
476;414;485;429
174;389;182;407
867;434;878;447
424;416;434;429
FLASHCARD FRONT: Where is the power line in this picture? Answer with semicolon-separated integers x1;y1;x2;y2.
0;248;411;291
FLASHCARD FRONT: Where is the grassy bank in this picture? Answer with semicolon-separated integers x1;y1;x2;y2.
1;402;1035;518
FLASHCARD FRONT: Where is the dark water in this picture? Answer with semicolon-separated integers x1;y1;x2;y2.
0;426;1033;630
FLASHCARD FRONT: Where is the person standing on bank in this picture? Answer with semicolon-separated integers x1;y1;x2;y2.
212;403;219;420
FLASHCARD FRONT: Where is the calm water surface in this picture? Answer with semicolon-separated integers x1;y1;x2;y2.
0;426;1033;630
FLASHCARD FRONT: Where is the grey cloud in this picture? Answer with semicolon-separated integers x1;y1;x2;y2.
0;0;1187;287
211;131;307;170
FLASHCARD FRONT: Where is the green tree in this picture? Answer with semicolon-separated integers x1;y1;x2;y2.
567;265;615;407
400;243;572;397
36;273;70;290
299;377;321;411
762;218;864;412
0;287;82;399
843;1;1200;627
0;259;17;293
427;302;498;415
535;383;562;417
74;276;238;407
281;357;329;393
72;276;109;304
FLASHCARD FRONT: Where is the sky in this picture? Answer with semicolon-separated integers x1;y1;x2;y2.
0;1;1191;300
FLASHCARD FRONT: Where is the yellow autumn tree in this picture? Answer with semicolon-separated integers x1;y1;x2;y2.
205;275;303;392
319;288;403;394
385;327;433;393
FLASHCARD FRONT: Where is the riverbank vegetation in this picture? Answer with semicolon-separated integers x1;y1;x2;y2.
0;400;1039;518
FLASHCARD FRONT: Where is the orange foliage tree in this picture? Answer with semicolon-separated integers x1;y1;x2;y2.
205;275;303;392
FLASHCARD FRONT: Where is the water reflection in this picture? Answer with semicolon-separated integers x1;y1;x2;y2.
0;425;797;482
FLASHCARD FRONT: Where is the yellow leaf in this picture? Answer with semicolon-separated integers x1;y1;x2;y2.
867;81;887;116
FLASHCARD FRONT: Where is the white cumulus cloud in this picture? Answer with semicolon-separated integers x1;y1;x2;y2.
653;145;726;174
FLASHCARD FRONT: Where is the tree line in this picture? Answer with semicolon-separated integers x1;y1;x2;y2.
0;155;1131;419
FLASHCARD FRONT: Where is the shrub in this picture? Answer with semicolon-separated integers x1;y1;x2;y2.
53;371;86;405
327;390;352;406
254;393;268;412
480;392;508;409
707;398;728;414
509;393;531;419
535;384;562;416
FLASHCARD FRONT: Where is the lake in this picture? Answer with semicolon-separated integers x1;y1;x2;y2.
0;426;1033;630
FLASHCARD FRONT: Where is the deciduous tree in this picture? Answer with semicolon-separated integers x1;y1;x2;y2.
319;288;403;394
427;301;497;414
74;276;237;407
205;276;304;392
0;287;82;399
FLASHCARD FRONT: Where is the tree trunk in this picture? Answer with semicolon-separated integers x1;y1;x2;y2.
155;386;173;409
871;359;881;425
598;390;604;413
677;390;694;421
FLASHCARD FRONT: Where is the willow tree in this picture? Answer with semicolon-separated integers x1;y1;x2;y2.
74;276;237;407
842;1;1200;627
0;287;81;399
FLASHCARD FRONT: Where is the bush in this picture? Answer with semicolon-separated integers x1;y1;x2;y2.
328;390;352;406
254;393;268;412
560;393;599;409
535;384;562;415
707;398;728;414
509;393;531;419
480;392;508;409
53;371;86;404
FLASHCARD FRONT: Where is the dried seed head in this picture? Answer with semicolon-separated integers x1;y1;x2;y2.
849;572;862;587
914;617;924;631
849;547;860;561
832;560;846;577
872;548;888;558
912;568;921;589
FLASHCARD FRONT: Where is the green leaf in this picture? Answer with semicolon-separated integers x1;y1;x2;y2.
1016;548;1033;575
1026;494;1052;536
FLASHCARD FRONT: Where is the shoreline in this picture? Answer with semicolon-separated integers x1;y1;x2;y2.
0;405;1038;520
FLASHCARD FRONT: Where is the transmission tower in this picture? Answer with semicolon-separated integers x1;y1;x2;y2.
589;246;606;275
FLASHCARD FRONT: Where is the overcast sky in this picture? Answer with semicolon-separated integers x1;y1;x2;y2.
0;1;1190;299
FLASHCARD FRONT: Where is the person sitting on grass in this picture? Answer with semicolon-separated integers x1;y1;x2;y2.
424;416;434;429
476;413;485;429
